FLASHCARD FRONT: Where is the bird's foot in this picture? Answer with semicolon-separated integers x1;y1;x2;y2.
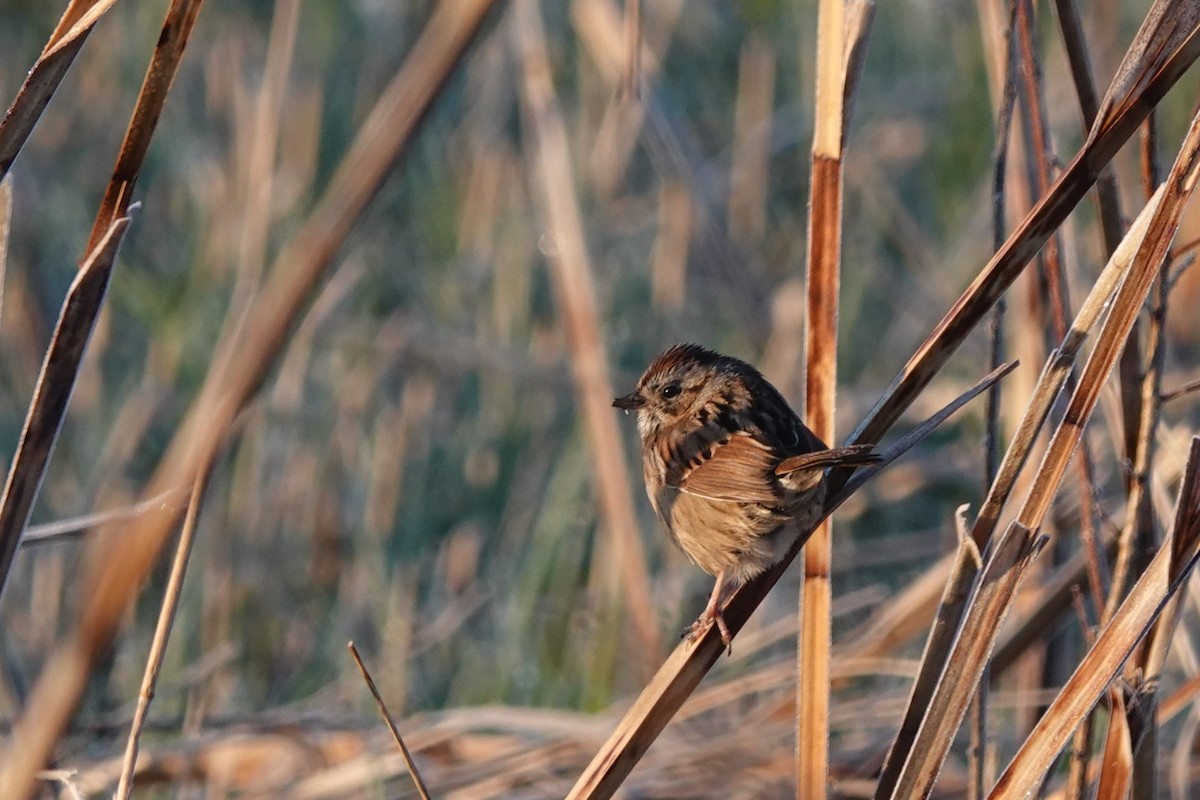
682;608;733;655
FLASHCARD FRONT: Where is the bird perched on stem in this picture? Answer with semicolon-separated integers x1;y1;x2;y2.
614;343;879;650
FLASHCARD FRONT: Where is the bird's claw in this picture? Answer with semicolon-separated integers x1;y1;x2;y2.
682;609;733;655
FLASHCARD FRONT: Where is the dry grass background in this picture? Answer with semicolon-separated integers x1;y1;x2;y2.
0;0;1199;798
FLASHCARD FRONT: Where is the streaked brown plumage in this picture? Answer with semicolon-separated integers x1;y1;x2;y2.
614;343;879;648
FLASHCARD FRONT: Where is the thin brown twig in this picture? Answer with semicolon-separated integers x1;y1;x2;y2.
347;642;433;800
1050;0;1122;619
115;470;208;800
1160;376;1200;403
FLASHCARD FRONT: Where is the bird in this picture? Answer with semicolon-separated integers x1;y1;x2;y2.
613;343;880;649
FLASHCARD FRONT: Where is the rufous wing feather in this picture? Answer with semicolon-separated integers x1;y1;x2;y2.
670;432;782;504
775;444;881;476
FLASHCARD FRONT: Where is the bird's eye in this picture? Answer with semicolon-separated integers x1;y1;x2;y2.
661;383;681;399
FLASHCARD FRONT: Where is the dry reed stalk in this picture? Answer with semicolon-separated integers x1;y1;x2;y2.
0;0;206;603
990;437;1200;797
512;0;661;672
347;642;433;800
0;0;119;179
0;3;496;796
1051;0;1125;255
1011;0;1101;748
210;0;301;370
800;0;844;792
798;1;874;795
1053;5;1125;541
566;366;1010;800
888;85;1200;800
114;471;207;800
1115;149;1171;800
876;185;1162;799
85;0;206;253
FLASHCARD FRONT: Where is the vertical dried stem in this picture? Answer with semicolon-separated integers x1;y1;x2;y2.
513;0;661;672
799;1;874;795
114;471;208;800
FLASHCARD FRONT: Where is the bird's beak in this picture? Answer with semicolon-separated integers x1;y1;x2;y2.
613;391;645;411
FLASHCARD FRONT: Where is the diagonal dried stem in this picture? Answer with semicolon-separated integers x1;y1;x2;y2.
0;0;119;180
844;0;1200;459
114;471;208;800
0;214;133;599
798;0;873;794
887;85;1200;800
990;438;1200;797
876;184;1162;799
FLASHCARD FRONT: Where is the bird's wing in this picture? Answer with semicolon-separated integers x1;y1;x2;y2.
669;431;782;504
775;444;881;475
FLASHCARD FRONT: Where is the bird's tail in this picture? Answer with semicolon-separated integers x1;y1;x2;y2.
775;444;881;476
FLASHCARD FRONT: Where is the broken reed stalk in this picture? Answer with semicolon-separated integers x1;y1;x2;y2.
876;181;1164;800
0;215;132;598
0;3;497;797
512;0;661;672
0;0;206;604
798;0;874;794
887;89;1200;800
0;0;120;180
114;471;207;800
990;438;1200;797
348;642;433;800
